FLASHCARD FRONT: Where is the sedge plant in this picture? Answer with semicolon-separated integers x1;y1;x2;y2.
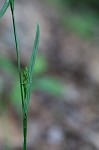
0;0;40;150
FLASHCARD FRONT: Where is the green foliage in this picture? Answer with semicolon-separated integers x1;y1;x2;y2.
35;77;65;97
0;1;40;150
34;55;47;75
0;55;17;75
0;0;9;18
9;55;47;114
63;14;96;37
10;53;66;114
60;0;99;10
10;80;21;114
47;0;99;38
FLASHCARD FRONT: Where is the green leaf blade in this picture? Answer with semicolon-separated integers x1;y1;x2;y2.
29;24;40;81
0;0;9;19
25;24;40;113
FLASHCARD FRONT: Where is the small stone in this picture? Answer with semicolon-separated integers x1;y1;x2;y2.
47;126;64;145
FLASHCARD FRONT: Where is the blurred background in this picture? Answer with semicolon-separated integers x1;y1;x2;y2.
1;0;99;149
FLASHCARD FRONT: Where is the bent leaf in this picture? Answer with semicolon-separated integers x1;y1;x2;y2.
0;0;9;18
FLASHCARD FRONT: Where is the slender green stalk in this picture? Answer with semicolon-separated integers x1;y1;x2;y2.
10;3;24;110
23;114;27;150
9;2;27;150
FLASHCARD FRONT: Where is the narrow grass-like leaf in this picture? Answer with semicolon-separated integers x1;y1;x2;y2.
25;24;40;113
22;24;40;150
0;0;9;18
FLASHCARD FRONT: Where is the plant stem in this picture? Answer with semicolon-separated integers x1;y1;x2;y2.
10;5;27;150
10;6;24;110
23;114;27;150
